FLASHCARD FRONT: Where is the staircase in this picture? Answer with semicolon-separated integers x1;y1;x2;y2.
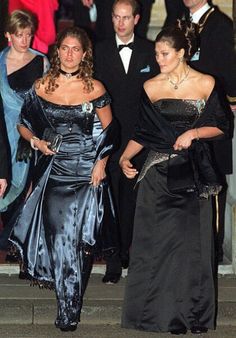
0;270;236;337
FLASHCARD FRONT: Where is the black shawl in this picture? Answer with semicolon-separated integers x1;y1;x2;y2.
133;88;229;198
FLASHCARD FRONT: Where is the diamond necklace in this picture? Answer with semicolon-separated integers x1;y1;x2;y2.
167;66;190;90
59;68;80;79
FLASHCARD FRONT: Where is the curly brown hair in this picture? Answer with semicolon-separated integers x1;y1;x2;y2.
42;27;94;93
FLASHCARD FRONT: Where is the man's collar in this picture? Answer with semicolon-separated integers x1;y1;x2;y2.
190;3;211;24
115;34;134;47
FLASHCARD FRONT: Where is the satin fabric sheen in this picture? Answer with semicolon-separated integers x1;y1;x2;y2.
0;48;46;211
122;99;217;333
10;90;119;328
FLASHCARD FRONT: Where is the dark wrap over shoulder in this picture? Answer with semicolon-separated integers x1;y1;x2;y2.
9;89;120;284
133;89;229;198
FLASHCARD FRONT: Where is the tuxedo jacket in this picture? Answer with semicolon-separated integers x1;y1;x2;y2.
189;6;236;175
0;96;9;179
94;35;159;162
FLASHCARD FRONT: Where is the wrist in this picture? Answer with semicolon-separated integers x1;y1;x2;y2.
30;136;40;150
194;128;200;141
99;159;106;167
119;155;129;164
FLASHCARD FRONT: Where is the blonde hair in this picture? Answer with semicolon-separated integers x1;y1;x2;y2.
5;9;37;35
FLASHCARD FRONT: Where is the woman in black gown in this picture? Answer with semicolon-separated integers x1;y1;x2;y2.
120;22;229;335
0;9;48;256
9;27;118;332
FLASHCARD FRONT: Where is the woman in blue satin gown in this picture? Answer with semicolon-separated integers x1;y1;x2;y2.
120;22;229;335
9;27;119;332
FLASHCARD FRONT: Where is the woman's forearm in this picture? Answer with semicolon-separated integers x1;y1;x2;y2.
120;140;143;162
17;125;35;142
174;126;224;151
192;126;224;140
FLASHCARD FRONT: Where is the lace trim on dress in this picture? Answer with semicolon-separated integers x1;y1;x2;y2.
136;150;222;199
137;150;178;184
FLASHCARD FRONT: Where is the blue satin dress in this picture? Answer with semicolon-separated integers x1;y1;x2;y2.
10;90;118;329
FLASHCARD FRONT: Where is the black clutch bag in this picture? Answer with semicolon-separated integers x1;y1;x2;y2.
167;152;196;194
16;136;32;162
42;128;63;152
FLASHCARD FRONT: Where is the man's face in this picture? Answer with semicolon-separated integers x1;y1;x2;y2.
183;0;208;13
112;2;140;42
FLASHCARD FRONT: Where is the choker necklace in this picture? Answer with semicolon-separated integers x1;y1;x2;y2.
167;66;190;90
59;68;80;79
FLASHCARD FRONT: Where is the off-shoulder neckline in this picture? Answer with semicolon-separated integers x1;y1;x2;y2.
34;89;109;108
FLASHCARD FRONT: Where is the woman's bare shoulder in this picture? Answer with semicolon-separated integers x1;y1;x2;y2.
191;69;215;98
91;79;107;97
200;73;215;91
144;74;167;101
144;74;163;88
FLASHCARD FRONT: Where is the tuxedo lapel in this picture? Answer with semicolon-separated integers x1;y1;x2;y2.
107;40;127;75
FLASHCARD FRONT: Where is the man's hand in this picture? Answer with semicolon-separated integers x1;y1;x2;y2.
81;0;94;8
0;179;7;198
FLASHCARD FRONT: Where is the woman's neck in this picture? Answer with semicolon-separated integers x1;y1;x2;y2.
167;64;190;90
7;48;32;61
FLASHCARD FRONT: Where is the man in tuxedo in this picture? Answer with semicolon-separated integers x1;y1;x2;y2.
163;0;187;27
0;98;8;198
94;0;159;283
80;0;155;39
183;0;236;262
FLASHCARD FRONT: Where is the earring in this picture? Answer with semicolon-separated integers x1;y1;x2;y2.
180;56;183;62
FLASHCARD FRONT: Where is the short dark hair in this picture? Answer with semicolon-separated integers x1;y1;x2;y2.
155;21;198;61
112;0;140;17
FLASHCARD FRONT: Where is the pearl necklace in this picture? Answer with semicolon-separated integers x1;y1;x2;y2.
167;66;190;90
59;68;80;79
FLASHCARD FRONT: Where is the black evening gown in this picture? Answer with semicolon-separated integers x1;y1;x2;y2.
10;90;118;329
122;99;216;333
8;55;44;99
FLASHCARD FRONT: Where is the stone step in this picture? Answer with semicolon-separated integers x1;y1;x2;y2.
1;324;236;338
0;273;236;326
0;299;236;326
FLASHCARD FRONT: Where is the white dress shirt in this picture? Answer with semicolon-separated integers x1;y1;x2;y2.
116;34;134;74
190;3;211;24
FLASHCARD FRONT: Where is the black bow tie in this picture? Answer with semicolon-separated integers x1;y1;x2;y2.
118;42;134;52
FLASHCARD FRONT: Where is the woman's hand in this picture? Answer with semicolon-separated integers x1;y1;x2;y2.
173;129;197;151
91;160;106;187
120;157;138;179
0;179;7;198
34;139;55;156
